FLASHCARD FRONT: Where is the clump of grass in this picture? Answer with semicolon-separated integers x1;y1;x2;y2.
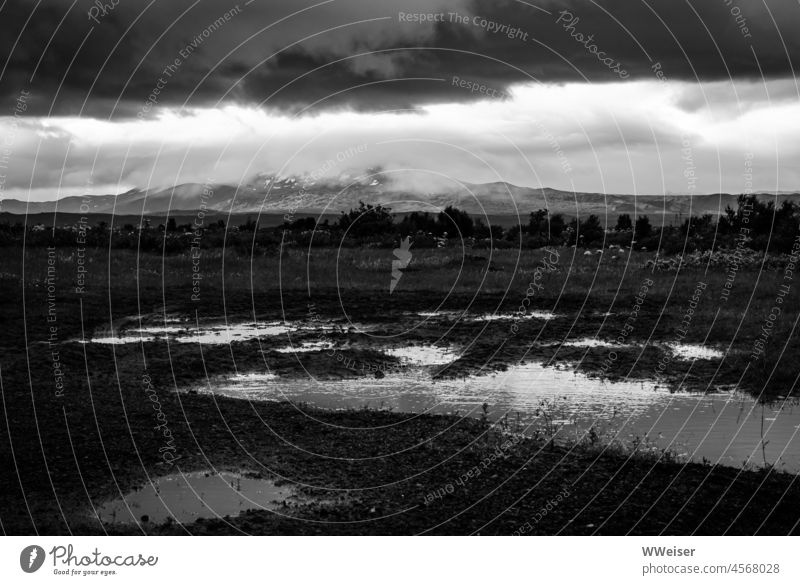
479;402;489;428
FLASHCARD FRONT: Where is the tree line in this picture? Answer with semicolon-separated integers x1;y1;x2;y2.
1;194;797;254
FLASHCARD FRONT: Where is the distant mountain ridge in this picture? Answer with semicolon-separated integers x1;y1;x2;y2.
2;171;798;220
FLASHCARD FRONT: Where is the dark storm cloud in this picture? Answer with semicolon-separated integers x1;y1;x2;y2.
1;0;798;118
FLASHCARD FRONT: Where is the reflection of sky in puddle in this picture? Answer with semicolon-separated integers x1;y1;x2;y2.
129;326;187;334
272;342;461;365
275;341;334;353
193;363;800;472
95;471;292;525
81;320;358;345
541;339;725;359
81;335;158;345
384;345;460;366
228;372;279;383
273;341;461;366
471;311;558;322
201;373;282;397
557;338;628;349
176;323;294;344
417;310;558;322
669;343;725;360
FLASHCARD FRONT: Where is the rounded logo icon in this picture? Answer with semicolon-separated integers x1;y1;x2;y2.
20;545;45;573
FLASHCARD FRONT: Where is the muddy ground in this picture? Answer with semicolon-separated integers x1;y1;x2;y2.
1;281;799;535
1;246;799;534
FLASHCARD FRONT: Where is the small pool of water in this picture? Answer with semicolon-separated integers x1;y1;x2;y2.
83;335;158;345
669;343;726;360
95;471;292;525
540;339;725;360
190;363;800;472
470;311;558;322
556;338;629;349
416;310;558;322
274;341;334;353
384;345;460;366
272;341;460;366
176;323;294;344
79;319;362;345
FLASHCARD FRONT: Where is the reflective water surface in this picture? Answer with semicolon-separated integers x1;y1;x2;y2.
95;471;292;525
189;363;800;472
80;319;362;345
79;314;799;474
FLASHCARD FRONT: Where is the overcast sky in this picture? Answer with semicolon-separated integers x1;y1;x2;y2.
1;0;799;201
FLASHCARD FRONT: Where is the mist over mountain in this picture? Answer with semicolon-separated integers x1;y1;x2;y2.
2;170;798;221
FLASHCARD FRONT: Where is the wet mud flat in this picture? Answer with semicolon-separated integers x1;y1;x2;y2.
2;249;799;535
0;378;800;534
65;292;778;398
2;339;799;535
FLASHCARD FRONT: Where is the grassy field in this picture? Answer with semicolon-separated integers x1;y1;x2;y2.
5;244;797;324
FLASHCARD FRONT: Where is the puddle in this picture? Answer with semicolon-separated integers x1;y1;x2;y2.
274;341;335;354
557;338;629;349
95;471;292;525
227;372;279;382
417;310;558;322
274;340;458;367
79;320;362;345
176;323;294;344
537;339;723;357
197;372;280;395
470;311;558;322
190;363;800;472
384;345;460;366
669;343;725;360
130;326;188;334
83;335;158;345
